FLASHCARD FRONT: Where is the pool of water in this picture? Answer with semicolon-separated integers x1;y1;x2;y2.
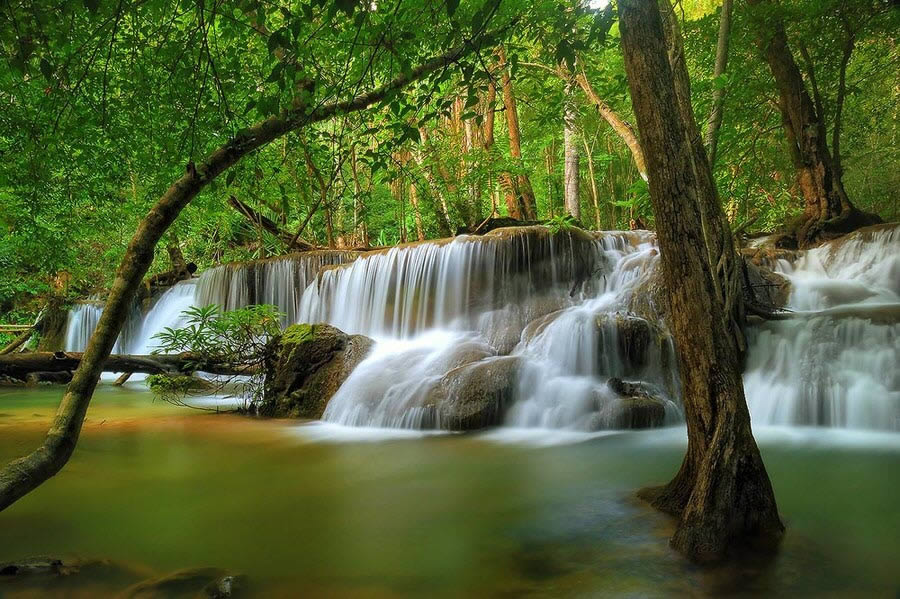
1;384;899;597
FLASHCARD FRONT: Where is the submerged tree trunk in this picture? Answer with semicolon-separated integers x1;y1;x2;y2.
497;46;537;220
704;0;733;169
747;0;879;246
0;30;502;513
619;0;783;561
563;80;581;220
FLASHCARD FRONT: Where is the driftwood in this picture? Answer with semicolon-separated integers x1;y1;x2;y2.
0;351;257;380
747;302;900;324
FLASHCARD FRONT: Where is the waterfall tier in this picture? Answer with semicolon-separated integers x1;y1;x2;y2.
62;224;899;432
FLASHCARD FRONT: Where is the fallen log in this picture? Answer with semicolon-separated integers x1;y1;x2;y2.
0;352;258;380
747;302;900;325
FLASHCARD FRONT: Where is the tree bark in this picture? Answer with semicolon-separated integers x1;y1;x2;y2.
563;80;581;220
0;26;504;513
747;0;879;246
497;46;537;220
0;351;257;379
704;0;733;168
660;0;746;358
619;0;783;561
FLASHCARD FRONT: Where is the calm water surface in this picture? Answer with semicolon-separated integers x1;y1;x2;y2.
1;384;898;597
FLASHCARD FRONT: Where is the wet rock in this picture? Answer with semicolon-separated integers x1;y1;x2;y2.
0;556;67;577
25;370;74;386
429;356;520;430
203;574;247;598
260;323;374;419
603;378;667;429
595;312;673;373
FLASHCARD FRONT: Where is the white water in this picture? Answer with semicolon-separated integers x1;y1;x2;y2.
63;225;899;432
744;226;900;430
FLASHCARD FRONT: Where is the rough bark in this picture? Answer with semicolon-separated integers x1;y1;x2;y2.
704;0;733;168
496;46;537;220
619;0;783;562
747;0;879;246
0;351;256;379
563;80;581;220
0;26;504;513
660;0;746;358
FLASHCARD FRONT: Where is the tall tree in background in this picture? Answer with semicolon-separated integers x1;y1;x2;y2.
563;79;581;220
705;0;734;168
747;0;881;246
619;0;783;561
497;46;538;220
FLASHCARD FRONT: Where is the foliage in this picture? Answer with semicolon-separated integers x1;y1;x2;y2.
545;213;579;234
150;304;282;409
0;0;896;323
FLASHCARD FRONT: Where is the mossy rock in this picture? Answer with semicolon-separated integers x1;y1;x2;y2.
602;378;668;429
260;324;374;419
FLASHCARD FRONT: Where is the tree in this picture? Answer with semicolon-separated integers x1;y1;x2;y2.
705;0;734;168
563;78;581;220
746;0;881;246
0;0;508;512
496;45;538;220
618;0;783;561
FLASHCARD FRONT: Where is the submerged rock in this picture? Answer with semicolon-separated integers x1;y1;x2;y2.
260;323;374;419
119;567;240;598
429;356;520;430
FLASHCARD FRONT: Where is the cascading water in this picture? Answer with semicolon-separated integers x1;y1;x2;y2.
63;251;356;352
743;225;900;430
313;228;682;430
61;223;898;433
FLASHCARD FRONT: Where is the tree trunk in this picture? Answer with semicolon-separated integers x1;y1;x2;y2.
747;0;879;246
660;0;746;358
582;135;603;229
704;0;733;169
575;70;648;181
0;351;257;378
497;46;537;220
563;80;581;220
416;127;453;237
619;0;783;562
0;28;503;513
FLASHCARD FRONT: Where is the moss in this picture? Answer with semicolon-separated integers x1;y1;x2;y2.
147;374;212;395
280;323;315;345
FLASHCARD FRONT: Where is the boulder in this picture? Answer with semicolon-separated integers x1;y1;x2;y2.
595;312;673;373
260;324;374;418
428;356;520;430
602;377;668;429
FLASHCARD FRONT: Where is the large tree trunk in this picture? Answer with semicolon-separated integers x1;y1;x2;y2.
619;0;783;562
747;0;879;246
497;46;537;220
704;0;733;169
0;29;502;513
563;80;581;220
660;0;746;358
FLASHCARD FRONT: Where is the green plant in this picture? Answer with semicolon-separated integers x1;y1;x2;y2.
150;304;283;410
546;213;579;234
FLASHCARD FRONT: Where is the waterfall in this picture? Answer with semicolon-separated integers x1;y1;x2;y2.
743;226;900;430
63;251;356;352
61;223;898;432
316;228;681;430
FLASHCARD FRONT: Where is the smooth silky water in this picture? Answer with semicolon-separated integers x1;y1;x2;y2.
1;386;899;597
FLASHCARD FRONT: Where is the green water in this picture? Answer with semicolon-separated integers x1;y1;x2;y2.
1;385;899;597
